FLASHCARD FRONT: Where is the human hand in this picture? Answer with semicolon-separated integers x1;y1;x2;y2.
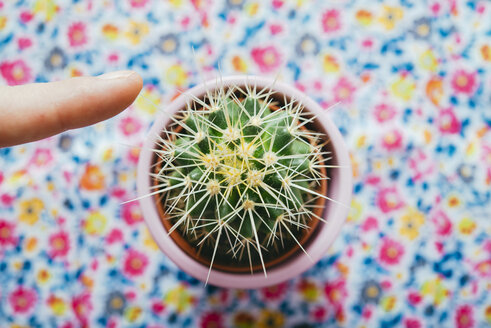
0;70;143;148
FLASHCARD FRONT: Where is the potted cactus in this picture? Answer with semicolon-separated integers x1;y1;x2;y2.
137;76;351;288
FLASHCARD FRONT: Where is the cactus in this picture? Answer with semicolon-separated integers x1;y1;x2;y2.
152;83;332;282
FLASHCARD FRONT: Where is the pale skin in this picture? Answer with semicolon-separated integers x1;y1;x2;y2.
0;70;143;148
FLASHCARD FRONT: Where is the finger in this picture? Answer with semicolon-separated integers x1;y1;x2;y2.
0;70;143;147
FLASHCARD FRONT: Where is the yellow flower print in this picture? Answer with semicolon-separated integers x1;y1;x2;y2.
102;24;119;40
37;268;51;284
245;2;260;16
135;87;161;115
399;207;425;240
48;295;67;316
257;309;285;328
165;64;188;88
33;0;58;22
381;295;397;312
355;10;373;26
391;75;415;101
0;16;7;31
125;306;142;322
421;278;448;306
232;55;248;73
124;21;149;45
378;5;404;31
143;228;159;251
165;284;194;313
347;198;363;223
322;54;340;73
447;194;461;208
458;217;476;235
84;211;107;235
19;198;44;225
419;49;438;72
481;45;491;62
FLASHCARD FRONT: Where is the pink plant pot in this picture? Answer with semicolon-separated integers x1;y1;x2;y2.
137;75;352;289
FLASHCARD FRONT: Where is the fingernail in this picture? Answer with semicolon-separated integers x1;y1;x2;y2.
97;70;136;80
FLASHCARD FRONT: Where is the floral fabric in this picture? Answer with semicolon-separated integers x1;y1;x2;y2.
1;0;490;327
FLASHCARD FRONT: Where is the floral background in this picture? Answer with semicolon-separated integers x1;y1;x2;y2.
1;0;491;327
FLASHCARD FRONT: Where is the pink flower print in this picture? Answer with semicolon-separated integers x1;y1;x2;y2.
451;69;477;94
379;237;404;265
455;305;474;328
0;220;17;248
0;59;32;85
30;148;54;167
72;292;92;327
129;0;149;8
119;117;142;136
408;149;435;182
381;129;403;151
431;210;452;236
48;231;70;258
438;108;461;134
321;9;341;33
123;249;149;277
333;77;356;103
324;279;347;306
374;103;396;123
9;287;37;313
17;37;32;50
68;22;88;47
121;201;143;225
251;46;282;73
376;187;404;213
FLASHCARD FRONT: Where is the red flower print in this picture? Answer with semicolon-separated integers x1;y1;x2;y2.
0;59;32;85
407;291;422;305
379;237;404;265
251;46;281;73
48;231;70;258
451;69;477;94
333;77;356;103
361;216;378;231
119;117;143;136
72;292;92;327
322;9;341;33
376;187;404;213
381;129;403;151
68;22;88;47
121;201;143;225
9;286;37;313
374;103;396;123
455;305;474;328
200;311;224;328
311;306;328;322
404;318;422;328
260;282;288;301
123;249;149;277
437;108;461;134
0;219;18;247
324;279;347;306
431;210;452;236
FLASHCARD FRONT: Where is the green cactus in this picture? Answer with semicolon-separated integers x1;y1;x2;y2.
153;84;331;282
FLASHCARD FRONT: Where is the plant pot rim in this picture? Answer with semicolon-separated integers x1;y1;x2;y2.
137;75;352;289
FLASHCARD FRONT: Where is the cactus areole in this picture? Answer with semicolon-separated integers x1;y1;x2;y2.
137;76;352;288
